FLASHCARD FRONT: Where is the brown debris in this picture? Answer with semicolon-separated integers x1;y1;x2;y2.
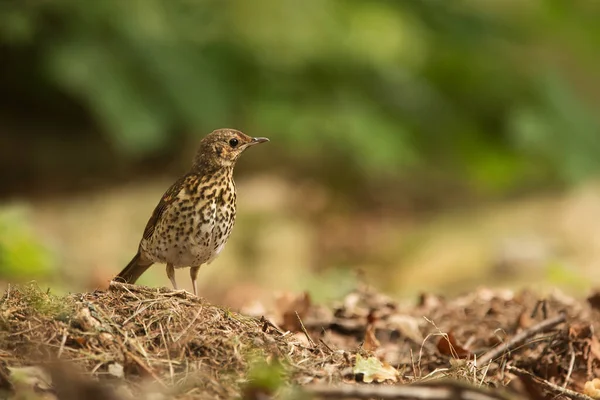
2;283;600;399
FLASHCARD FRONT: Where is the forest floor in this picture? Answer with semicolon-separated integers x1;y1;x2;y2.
1;282;600;400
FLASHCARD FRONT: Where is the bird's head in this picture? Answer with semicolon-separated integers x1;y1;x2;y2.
193;129;269;170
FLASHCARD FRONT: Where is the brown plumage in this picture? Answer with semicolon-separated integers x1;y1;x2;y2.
114;129;269;295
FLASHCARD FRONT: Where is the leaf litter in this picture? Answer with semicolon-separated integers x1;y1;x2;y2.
1;282;600;399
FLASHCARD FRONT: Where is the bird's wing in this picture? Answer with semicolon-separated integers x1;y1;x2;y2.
142;173;201;240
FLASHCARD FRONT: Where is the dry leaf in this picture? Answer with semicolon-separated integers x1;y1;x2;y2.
518;311;533;329
418;293;443;309
74;336;87;346
584;379;600;399
342;292;364;317
363;323;380;351
569;323;592;339
387;314;423;343
276;292;311;332
587;292;600;310
590;336;600;361
353;354;398;383
437;332;470;359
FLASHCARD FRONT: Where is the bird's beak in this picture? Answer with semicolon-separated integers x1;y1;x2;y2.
249;137;270;146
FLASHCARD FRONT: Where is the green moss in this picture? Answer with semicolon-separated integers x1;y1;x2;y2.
19;283;74;321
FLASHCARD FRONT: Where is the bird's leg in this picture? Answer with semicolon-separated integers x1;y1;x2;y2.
166;263;177;290
190;266;200;296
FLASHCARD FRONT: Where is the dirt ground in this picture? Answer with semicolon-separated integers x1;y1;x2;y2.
1;282;600;400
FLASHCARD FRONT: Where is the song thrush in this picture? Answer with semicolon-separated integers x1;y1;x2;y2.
114;129;269;295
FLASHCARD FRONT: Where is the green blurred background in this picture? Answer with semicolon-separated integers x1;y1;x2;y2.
1;0;600;306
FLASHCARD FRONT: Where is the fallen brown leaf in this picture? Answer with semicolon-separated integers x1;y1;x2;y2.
587;292;600;311
276;292;311;332
363;323;380;352
569;323;592;340
437;332;470;359
518;311;533;329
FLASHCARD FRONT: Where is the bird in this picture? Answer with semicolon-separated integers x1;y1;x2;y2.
113;128;269;295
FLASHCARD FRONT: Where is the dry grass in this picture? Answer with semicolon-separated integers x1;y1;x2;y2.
0;282;349;399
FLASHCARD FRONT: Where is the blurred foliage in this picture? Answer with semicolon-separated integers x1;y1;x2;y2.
1;0;600;193
245;357;286;395
545;261;588;292
0;207;55;280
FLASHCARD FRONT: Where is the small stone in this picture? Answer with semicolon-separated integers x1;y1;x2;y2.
107;363;124;378
75;308;101;331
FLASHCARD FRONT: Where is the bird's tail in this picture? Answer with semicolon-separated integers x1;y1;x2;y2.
114;251;153;284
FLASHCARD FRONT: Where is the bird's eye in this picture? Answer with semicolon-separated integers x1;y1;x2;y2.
229;138;239;148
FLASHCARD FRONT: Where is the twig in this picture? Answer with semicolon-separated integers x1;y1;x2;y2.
306;382;511;400
158;323;174;385
531;299;547;319
410;348;418;379
9;326;39;337
57;329;68;358
122;302;157;325
90;361;105;375
506;365;593;400
174;306;203;342
478;355;491;387
319;338;334;353
296;311;316;348
260;316;285;335
125;350;167;389
564;341;576;388
478;313;566;366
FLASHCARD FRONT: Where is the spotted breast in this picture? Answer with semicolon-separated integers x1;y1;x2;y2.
140;168;236;269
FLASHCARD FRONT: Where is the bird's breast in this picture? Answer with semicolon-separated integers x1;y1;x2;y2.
142;176;237;267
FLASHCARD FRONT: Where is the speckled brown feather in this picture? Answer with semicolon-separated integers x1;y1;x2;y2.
142;174;194;241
